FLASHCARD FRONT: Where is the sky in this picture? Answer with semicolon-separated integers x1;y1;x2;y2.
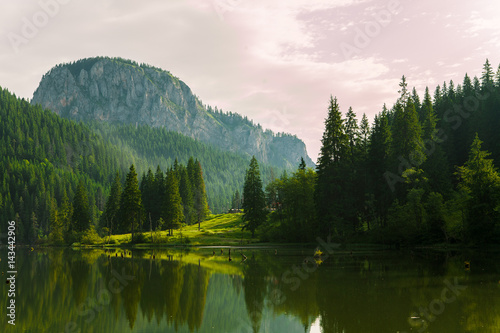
1;0;500;163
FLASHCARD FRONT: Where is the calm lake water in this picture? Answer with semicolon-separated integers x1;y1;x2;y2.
1;246;500;332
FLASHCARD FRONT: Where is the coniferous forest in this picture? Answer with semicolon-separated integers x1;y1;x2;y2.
258;60;500;246
0;86;272;244
3;60;500;246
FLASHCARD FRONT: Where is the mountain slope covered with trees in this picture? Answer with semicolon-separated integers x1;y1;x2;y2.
0;87;281;244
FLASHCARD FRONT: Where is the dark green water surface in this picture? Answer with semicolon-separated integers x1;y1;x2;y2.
1;247;499;332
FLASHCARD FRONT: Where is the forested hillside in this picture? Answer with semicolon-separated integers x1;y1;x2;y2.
87;121;280;213
0;87;281;244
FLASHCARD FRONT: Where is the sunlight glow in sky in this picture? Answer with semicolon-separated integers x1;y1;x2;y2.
2;0;500;162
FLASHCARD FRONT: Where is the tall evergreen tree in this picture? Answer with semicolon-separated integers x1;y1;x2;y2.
191;159;210;230
481;59;494;89
368;107;393;226
48;197;64;245
140;168;156;231
232;190;241;210
315;96;349;236
391;79;425;199
163;168;184;235
242;156;267;238
178;165;194;225
345;106;359;162
119;165;142;242
154;165;165;228
101;172;122;234
421;87;452;195
359;113;370;156
72;180;91;234
456;133;500;243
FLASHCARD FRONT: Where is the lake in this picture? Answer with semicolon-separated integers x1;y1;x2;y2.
1;246;499;332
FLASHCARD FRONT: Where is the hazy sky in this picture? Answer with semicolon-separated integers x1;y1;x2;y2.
1;0;500;162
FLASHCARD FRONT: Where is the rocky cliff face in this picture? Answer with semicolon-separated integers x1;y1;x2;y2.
32;57;314;168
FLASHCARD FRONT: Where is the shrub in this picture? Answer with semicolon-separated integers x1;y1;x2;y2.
132;232;149;244
80;225;102;245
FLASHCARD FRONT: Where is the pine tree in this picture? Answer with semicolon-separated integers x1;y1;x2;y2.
421;87;452;195
101;172;122;234
154;165;165;228
481;59;494;89
119;165;142;242
391;79;425;199
178;165;194;224
48;197;64;244
368;107;393;226
359;113;370;156
192;159;210;230
72;180;91;233
456;133;500;243
421;87;437;142
232;190;241;210
315;96;349;236
345;106;359;162
140;168;155;231
163;168;184;235
298;157;306;171
242;156;267;238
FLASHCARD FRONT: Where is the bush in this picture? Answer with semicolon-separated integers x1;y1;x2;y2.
131;232;149;244
80;225;102;245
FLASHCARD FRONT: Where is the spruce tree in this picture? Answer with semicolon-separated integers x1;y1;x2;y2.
154;165;165;228
192;159;210;230
119;164;142;242
359;113;370;156
72;180;91;233
421;87;452;195
456;133;500;243
141;168;156;231
163;168;184;235
178;165;194;224
49;197;64;244
345;106;359;162
102;172;122;234
368;107;393;226
315;96;349;236
242;156;266;238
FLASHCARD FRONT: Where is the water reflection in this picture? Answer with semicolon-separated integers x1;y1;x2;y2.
1;248;500;332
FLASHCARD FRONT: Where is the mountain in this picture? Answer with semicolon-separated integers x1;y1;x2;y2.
0;86;285;244
31;57;314;169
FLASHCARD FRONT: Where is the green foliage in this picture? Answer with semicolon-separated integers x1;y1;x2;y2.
264;164;317;242
71;180;91;233
242;156;267;237
80;225;102;245
163;168;184;235
456;133;500;243
315;61;500;245
315;96;349;237
118;165;143;241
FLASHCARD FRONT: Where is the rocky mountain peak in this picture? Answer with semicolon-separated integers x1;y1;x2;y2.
32;57;314;169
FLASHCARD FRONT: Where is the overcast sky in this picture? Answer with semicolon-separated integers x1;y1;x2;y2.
2;0;500;162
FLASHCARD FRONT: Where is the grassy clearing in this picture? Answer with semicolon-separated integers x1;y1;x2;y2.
102;213;256;247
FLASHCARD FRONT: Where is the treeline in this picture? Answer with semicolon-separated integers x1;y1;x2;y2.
51;158;209;244
0;87;131;244
247;60;500;246
88;121;280;213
